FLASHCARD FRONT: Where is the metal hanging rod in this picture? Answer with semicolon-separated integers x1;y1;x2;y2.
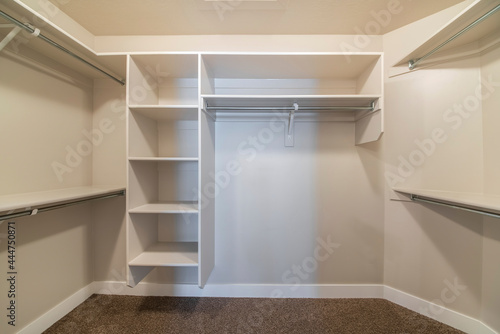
0;10;125;85
409;3;500;70
205;103;375;112
410;194;500;219
0;190;126;221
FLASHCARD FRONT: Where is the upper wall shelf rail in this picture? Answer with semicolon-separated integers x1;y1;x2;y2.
0;187;126;221
394;188;500;220
0;10;125;85
410;194;500;219
204;102;375;112
408;3;500;70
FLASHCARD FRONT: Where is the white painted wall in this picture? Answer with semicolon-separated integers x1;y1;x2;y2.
383;3;500;331
91;78;127;283
480;45;500;332
0;49;94;334
210;121;384;285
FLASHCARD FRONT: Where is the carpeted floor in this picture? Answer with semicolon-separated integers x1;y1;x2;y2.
44;295;465;334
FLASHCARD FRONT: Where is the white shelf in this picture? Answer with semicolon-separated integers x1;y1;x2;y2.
202;94;380;111
202;54;382;79
394;188;500;216
0;186;125;213
129;105;199;121
129;242;198;267
129;202;198;214
128;157;199;162
395;0;500;68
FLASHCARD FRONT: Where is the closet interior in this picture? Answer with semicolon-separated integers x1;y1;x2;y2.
0;0;499;333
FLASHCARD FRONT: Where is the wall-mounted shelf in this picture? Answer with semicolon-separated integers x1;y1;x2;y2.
394;188;500;219
394;0;500;71
128;242;198;267
129;202;198;214
0;3;126;81
0;185;125;214
128;157;198;162
128;105;199;121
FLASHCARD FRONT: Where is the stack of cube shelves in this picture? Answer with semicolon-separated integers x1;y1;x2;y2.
126;52;383;288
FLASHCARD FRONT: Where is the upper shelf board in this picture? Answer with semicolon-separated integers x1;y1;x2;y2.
394;188;500;216
129;105;199;121
0;186;125;214
202;54;381;80
129;202;199;214
395;0;500;68
202;95;380;112
128;242;199;267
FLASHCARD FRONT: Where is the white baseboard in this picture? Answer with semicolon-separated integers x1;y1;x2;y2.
383;286;497;334
94;281;385;298
17;282;498;334
17;283;94;334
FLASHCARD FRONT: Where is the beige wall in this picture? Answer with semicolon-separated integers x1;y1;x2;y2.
0;49;94;333
91;78;127;283
0;50;93;194
480;45;500;332
383;3;500;331
481;45;500;196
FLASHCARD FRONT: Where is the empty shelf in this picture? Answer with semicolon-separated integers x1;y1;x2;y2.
129;202;198;214
394;188;500;217
128;157;199;162
129;105;199;121
0;186;125;213
129;242;198;267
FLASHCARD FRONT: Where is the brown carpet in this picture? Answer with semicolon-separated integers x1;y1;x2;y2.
44;295;465;334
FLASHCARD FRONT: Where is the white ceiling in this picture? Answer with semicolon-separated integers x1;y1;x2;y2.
48;0;466;36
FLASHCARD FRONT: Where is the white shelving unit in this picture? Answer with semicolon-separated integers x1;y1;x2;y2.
126;54;206;287
126;52;383;288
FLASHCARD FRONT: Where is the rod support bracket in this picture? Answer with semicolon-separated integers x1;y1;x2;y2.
0;25;22;52
285;103;298;147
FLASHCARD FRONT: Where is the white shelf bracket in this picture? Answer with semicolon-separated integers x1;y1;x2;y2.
285;103;297;147
0;26;22;52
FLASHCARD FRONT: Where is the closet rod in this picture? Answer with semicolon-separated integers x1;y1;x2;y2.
205;105;374;111
0;190;126;221
408;3;500;70
0;10;125;85
410;194;500;219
